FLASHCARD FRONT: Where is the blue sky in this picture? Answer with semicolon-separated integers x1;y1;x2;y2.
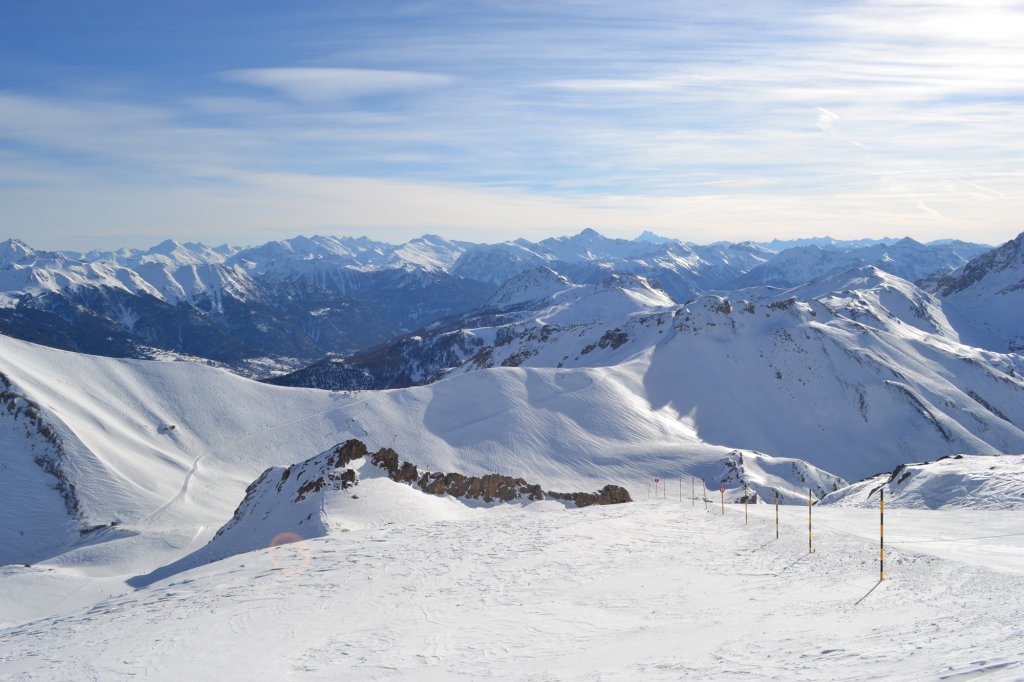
2;0;1023;249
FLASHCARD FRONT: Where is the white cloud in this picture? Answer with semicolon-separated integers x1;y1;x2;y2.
221;67;453;102
5;1;1024;249
816;107;840;132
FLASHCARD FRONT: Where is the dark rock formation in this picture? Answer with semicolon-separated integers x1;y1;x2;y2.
546;484;632;508
341;438;631;508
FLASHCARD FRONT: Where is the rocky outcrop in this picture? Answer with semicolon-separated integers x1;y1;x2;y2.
358;439;631;507
545;485;633;508
0;370;82;523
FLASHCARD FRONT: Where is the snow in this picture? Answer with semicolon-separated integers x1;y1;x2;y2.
931;232;1024;353
1;311;1023;678
823;454;1024;510
2;498;1023;680
485;267;574;308
0;331;843;570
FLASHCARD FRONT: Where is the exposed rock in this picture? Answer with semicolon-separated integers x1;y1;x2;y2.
328;439;369;468
547;484;632;507
598;328;629;350
330;438;632;508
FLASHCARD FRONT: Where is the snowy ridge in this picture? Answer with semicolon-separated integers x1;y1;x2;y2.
267;272;675;390
713;450;845;504
0;332;850;571
929;231;1024;352
755;265;959;339
0;369;84;566
485;266;573;308
134;439;633;584
821;454;1024;510
272;269;1024;482
735;237;989;289
0;231;999;371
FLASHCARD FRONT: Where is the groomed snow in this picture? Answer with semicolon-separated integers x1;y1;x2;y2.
2;499;1022;680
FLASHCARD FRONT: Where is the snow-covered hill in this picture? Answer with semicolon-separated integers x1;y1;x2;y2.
0;332;849;572
822;454;1024;510
271;267;1024;481
928;231;1024;352
2;333;1023;679
485;266;574;308
132;438;638;584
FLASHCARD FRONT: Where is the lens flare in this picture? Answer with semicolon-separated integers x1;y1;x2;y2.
267;532;310;575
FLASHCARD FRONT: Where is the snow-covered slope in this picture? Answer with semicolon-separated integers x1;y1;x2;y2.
822;454;1024;510
272;268;1024;481
485;266;574;308
735;238;989;289
134;438;637;584
0;332;846;571
756;265;960;340
929;231;1024;352
5;495;1024;680
268;272;674;390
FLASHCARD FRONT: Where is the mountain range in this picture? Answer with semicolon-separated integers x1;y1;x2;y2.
0;230;1002;374
2;228;1023;677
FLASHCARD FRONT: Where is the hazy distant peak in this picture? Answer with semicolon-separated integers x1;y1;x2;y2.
634;230;673;244
0;238;34;262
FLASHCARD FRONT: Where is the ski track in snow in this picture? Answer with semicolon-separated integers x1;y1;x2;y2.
2;501;1023;681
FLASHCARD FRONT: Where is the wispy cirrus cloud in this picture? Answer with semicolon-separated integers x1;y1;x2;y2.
221;67;453;102
2;0;1024;249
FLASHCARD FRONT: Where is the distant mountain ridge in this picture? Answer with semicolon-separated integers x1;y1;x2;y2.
0;229;1004;373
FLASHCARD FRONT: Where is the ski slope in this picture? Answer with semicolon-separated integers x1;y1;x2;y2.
1;328;1023;679
2;498;1022;680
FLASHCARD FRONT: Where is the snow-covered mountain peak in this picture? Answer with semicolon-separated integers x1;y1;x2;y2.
539;228;663;263
935;231;1024;297
634;230;673;244
929;231;1024;352
538;272;674;325
486;266;574;308
141;239;225;266
0;238;35;263
757;266;957;339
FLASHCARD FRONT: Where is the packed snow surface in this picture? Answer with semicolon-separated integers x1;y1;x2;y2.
2;499;1023;680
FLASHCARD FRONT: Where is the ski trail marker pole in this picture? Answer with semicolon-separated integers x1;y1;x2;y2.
770;491;778;540
744;484;748;525
703;480;708;511
808;488;814;553
691;477;695;508
720;485;725;516
880;488;885;581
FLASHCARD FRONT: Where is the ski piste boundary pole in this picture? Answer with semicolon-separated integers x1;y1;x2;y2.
880;488;885;581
